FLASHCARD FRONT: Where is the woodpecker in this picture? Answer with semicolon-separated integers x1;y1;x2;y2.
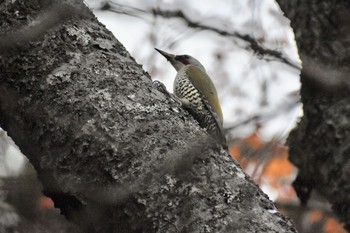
155;48;226;144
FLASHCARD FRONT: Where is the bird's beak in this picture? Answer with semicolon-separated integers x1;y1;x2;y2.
155;48;175;61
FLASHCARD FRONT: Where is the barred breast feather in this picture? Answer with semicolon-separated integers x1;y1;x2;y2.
173;65;225;143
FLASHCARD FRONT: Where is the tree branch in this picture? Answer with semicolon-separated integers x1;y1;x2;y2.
99;1;301;70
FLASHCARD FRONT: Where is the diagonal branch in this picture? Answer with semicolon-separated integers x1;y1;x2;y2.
99;1;301;70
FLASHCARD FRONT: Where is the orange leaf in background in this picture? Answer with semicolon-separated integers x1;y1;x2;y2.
245;132;263;150
263;146;294;178
229;142;251;169
308;210;324;223
260;146;297;202
229;145;241;161
275;183;297;202
229;131;298;202
39;196;54;210
324;217;347;233
229;131;263;169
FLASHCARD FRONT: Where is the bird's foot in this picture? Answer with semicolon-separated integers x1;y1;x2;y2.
152;80;182;107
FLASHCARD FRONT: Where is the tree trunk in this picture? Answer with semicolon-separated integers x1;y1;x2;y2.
277;0;350;231
0;0;296;232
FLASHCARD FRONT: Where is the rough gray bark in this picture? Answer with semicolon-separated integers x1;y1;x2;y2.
277;0;350;231
0;0;296;232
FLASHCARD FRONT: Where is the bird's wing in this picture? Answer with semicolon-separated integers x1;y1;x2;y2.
201;97;226;144
185;66;223;125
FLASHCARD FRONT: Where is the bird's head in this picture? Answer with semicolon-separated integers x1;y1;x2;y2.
155;48;205;72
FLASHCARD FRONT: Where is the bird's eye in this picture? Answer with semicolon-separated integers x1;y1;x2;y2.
175;55;191;65
175;55;189;60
